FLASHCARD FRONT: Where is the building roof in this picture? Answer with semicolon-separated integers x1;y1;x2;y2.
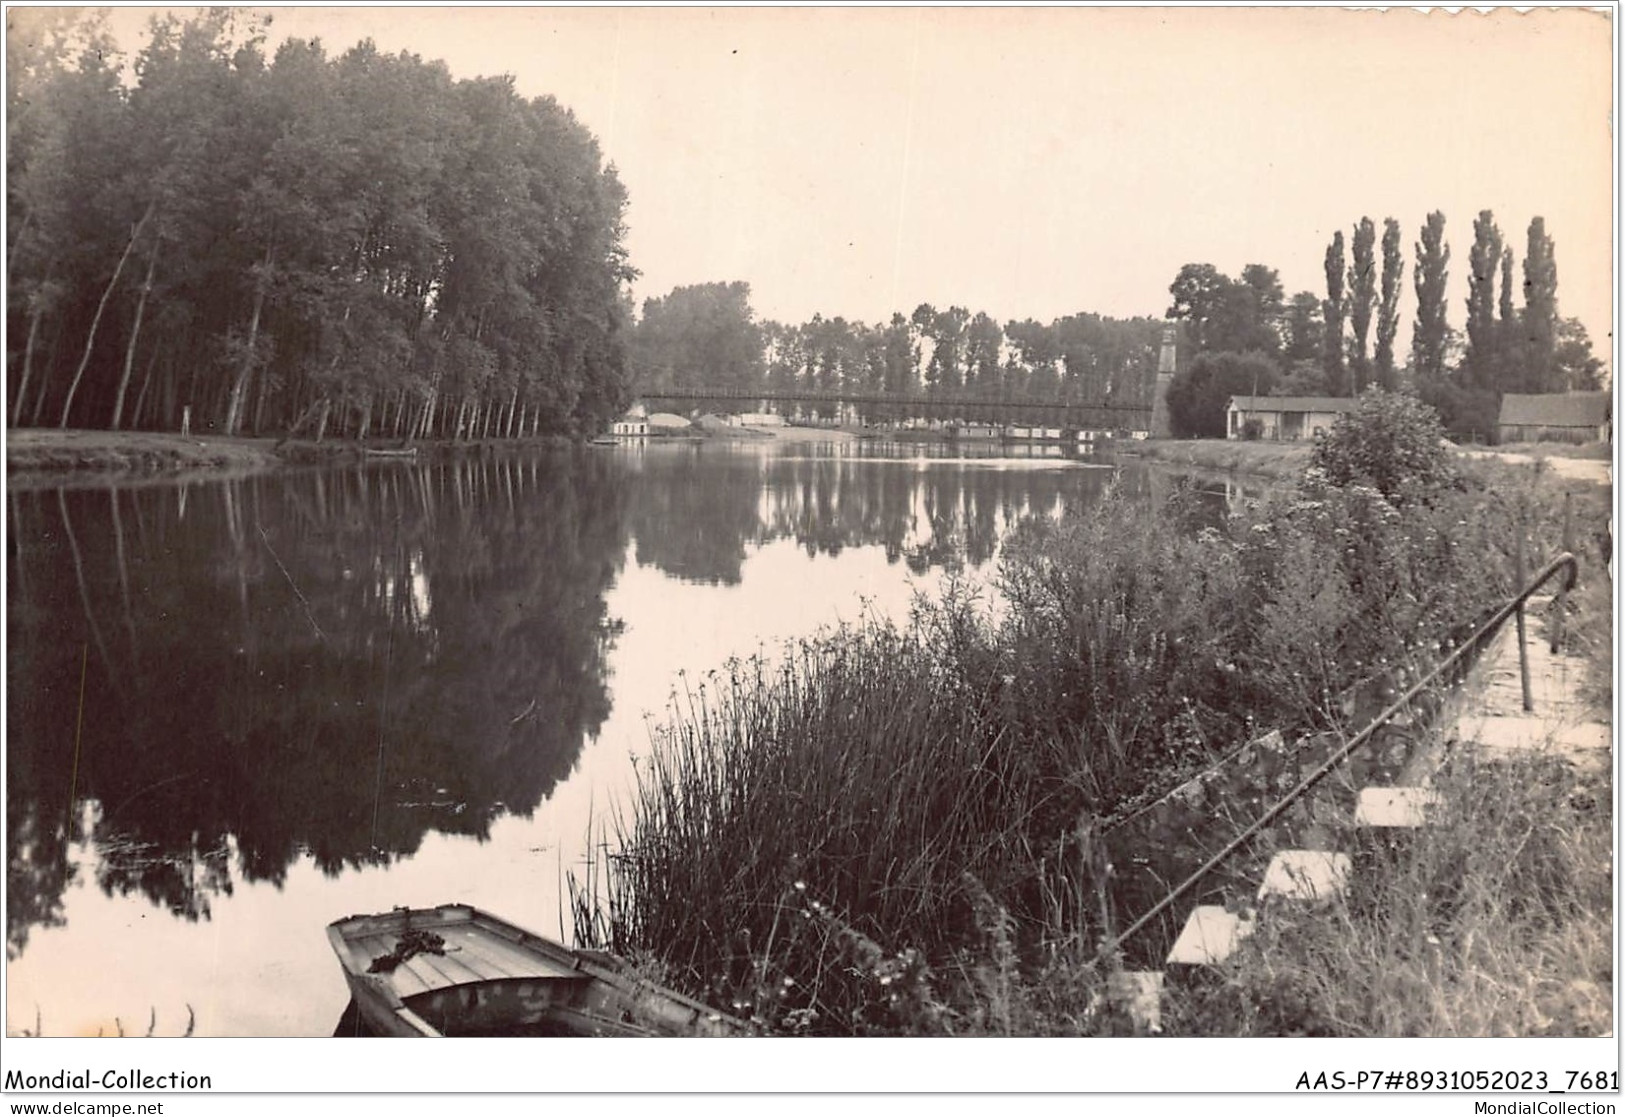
1498;392;1612;428
1228;396;1359;413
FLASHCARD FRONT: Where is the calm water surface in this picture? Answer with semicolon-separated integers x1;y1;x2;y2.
7;439;1173;1036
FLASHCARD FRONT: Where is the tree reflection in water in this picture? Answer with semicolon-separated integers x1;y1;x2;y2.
7;453;630;958
7;442;1156;964
626;441;1132;584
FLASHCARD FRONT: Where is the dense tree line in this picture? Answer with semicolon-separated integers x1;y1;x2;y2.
628;281;765;413
7;10;635;440
1161;210;1603;440
629;283;1166;423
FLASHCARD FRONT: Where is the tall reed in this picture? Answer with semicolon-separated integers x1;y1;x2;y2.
601;621;1048;1031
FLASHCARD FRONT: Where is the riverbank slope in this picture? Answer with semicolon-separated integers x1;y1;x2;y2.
1114;438;1311;478
1118;437;1612;485
7;428;287;477
7;423;862;480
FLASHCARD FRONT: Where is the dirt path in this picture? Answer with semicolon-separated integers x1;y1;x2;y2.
1457;449;1612;485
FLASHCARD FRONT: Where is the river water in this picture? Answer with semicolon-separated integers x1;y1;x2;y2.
5;438;1189;1037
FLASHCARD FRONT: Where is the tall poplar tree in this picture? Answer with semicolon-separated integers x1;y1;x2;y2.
1463;210;1504;392
1521;216;1558;392
1374;217;1403;389
1322;231;1347;395
1411;211;1450;388
1496;247;1520;394
1347;217;1377;393
1498;248;1516;334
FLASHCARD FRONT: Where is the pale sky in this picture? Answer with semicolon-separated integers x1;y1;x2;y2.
92;5;1615;351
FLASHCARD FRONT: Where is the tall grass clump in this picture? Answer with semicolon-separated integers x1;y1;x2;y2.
599;616;1055;1034
591;392;1608;1035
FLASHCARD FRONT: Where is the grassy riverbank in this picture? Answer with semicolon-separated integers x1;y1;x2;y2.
1119;436;1613;486
584;395;1613;1036
1183;557;1612;1038
1184;723;1610;1034
5;422;861;480
6;428;288;477
1115;438;1312;478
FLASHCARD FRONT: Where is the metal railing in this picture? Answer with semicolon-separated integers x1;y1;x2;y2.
1097;550;1580;964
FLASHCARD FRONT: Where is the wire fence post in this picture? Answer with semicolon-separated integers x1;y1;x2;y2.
1515;508;1533;712
1552;490;1573;654
1092;553;1577;966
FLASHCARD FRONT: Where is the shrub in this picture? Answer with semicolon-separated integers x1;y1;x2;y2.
1232;469;1530;732
994;484;1256;805
1309;388;1456;500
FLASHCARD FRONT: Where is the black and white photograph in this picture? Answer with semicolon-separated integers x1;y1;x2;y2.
2;2;1616;1105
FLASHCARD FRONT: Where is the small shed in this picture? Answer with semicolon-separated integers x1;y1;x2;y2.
1497;392;1612;444
1227;396;1357;441
611;407;648;437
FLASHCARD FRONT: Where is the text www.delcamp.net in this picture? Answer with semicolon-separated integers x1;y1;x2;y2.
10;1104;164;1115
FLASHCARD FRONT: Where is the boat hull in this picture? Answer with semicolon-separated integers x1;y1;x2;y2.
328;904;751;1037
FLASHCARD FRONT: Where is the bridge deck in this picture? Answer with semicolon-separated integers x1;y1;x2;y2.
639;386;1151;425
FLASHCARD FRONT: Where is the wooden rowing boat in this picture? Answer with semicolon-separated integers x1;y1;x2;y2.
327;904;753;1037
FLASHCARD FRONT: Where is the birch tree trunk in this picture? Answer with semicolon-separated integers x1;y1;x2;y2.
32;314;63;425
131;344;161;429
12;295;45;426
59;203;154;429
7;207;32;286
223;243;272;437
111;235;161;430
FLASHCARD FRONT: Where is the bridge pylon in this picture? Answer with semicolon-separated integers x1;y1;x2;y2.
1150;328;1177;439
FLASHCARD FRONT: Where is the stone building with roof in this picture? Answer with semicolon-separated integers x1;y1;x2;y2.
1225;395;1358;441
1496;392;1612;445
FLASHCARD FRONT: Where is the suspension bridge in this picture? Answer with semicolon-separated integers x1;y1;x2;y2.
637;385;1153;430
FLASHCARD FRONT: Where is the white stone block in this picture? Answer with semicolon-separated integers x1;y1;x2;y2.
1106;970;1163;1032
1166;905;1255;965
1462;715;1613;764
1257;850;1351;901
1354;787;1443;828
